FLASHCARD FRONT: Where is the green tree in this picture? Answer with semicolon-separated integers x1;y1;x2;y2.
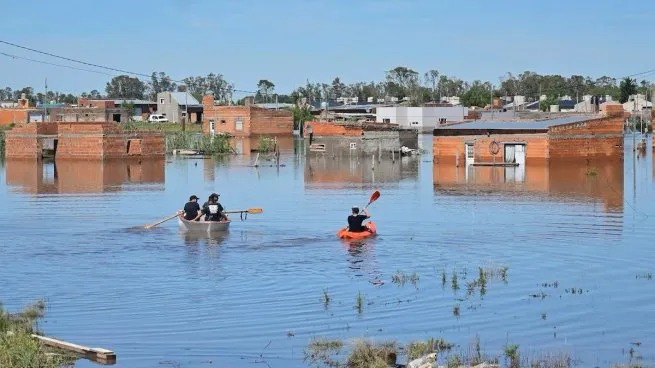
619;77;637;103
539;96;559;112
257;79;275;102
150;72;177;99
291;104;313;130
461;83;492;107
423;69;440;101
105;75;147;99
330;77;345;99
183;73;234;104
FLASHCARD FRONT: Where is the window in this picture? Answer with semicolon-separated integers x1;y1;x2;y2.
220;119;226;124
383;118;390;124
350;142;357;150
411;121;419;125
466;144;474;158
181;112;187;117
235;117;243;131
159;98;165;104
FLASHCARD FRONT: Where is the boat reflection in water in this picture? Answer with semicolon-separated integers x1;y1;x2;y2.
433;157;624;212
304;153;419;189
5;158;165;194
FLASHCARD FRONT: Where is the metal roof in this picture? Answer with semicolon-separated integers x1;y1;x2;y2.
111;99;156;105
436;115;595;130
170;92;199;105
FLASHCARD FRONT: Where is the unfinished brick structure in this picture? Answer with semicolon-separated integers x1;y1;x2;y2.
302;120;419;157
202;95;293;137
4;122;165;159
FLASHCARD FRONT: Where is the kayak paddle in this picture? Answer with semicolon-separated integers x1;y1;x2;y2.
362;190;380;211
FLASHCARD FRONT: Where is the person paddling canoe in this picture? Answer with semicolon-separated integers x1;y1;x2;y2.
347;206;370;232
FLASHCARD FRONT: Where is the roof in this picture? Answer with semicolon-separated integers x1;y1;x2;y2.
111;99;156;105
255;103;295;109
170;92;199;105
435;115;594;131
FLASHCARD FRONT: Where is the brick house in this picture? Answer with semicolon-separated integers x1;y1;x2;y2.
4;122;165;159
433;110;626;166
202;95;293;137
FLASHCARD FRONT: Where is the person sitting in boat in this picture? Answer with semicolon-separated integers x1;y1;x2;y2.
202;193;227;222
347;206;370;232
182;194;202;221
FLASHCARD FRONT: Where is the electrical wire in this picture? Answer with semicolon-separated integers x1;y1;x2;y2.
0;39;256;94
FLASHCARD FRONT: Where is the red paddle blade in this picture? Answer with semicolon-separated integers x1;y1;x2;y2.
369;190;381;204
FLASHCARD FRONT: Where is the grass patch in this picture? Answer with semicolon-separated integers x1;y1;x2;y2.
165;132;232;154
0;300;76;368
347;339;397;368
391;271;419;287
304;338;344;367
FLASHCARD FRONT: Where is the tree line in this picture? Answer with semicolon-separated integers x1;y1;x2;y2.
0;68;649;108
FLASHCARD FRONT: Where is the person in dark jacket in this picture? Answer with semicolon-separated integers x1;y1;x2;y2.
182;195;202;221
202;193;227;221
347;206;370;232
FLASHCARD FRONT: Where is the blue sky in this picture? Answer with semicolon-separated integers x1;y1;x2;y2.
1;0;654;96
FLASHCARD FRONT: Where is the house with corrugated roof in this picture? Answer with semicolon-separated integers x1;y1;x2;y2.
156;91;203;123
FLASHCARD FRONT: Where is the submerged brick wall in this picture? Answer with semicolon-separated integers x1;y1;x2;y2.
547;116;624;159
433;134;549;165
5;122;164;159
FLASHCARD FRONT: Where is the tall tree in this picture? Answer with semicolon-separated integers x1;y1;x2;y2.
256;79;275;102
105;75;147;99
423;69;440;101
150;72;177;99
385;66;419;101
330;77;345;99
619;77;637;103
183;73;234;103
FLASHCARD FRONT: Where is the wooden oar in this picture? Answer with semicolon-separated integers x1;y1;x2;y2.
144;211;181;229
224;208;263;214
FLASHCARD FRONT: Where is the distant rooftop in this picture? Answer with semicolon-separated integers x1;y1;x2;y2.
436;115;596;131
111;99;156;105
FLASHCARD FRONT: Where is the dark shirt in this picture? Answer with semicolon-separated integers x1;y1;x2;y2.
202;201;224;221
183;201;201;220
347;214;369;232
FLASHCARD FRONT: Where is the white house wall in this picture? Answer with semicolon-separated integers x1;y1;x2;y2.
375;106;467;129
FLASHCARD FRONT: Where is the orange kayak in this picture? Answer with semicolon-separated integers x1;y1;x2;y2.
337;221;377;239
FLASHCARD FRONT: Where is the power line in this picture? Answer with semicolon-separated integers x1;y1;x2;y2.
0;52;114;77
0;39;256;94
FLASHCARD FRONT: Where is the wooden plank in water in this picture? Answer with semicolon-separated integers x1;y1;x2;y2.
472;162;519;167
31;334;116;364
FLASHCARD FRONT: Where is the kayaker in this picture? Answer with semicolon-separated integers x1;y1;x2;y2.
182;194;202;221
347;206;370;232
202;193;227;222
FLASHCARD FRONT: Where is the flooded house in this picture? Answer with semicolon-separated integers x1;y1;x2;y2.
302;120;419;158
375;105;469;132
4;111;165;160
433;103;626;167
201;95;293;137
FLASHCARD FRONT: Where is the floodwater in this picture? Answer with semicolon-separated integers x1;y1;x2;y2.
1;135;654;367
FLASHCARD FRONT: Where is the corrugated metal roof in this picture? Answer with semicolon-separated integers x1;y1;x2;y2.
170;92;199;105
111;99;156;105
436;115;594;130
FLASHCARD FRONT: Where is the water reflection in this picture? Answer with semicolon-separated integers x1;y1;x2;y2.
343;239;384;285
305;154;419;189
433;158;624;212
5;158;165;193
230;135;295;156
181;231;228;247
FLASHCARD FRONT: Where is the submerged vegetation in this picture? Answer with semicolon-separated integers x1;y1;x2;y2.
0;300;75;368
0;124;13;158
165;132;232;154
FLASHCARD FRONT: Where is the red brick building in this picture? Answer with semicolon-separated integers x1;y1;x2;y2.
4;122;165;159
433;112;625;166
202;95;293;137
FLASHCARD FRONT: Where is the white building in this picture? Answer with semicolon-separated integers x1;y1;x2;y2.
622;94;652;112
376;106;468;132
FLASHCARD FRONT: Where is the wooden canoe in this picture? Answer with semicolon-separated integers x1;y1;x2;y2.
178;215;230;233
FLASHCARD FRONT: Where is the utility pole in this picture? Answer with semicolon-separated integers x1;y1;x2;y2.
44;78;48;122
538;84;542;112
183;90;187;132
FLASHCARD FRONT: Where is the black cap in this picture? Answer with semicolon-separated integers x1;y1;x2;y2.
211;193;219;198
189;195;199;201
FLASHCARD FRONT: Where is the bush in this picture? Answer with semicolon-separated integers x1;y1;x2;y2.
0;300;75;368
